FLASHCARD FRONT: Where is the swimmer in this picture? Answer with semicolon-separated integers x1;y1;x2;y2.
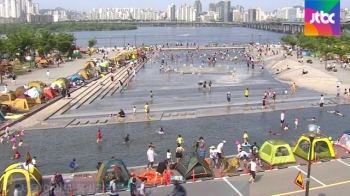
305;117;316;122
20;130;24;136
176;135;184;144
16;132;20;137
124;134;130;143
327;110;346;117
158;127;164;134
18;140;27;146
269;131;281;136
12;143;17;150
11;151;20;159
284;125;289;130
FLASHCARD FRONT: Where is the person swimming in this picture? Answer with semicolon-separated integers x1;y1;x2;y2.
305;117;316;121
158;127;164;134
11;151;20;159
284;125;289;130
269;131;281;136
328;110;346;117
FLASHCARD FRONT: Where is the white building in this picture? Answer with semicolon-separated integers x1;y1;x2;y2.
167;3;176;21
176;4;197;22
287;7;303;21
276;7;292;20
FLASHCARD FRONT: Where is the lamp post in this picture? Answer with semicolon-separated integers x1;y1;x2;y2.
259;34;261;44
305;124;317;196
109;36;112;51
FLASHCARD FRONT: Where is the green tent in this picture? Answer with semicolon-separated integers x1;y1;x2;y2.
73;50;82;59
174;152;213;180
259;140;296;166
96;159;130;192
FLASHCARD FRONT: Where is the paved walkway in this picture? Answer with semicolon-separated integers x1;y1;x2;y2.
2;51;119;91
86;158;350;196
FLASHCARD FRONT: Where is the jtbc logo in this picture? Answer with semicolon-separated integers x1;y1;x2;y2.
310;11;335;24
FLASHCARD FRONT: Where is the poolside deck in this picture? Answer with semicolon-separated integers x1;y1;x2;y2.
39;145;349;196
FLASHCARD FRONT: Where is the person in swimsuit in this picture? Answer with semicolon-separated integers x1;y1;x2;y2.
124;134;130;143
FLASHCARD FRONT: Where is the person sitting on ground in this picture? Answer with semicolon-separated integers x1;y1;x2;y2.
117;109;125;118
286;65;291;69
237;148;249;161
302;69;308;75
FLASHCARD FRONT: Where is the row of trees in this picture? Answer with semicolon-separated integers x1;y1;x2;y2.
0;22;137;34
0;28;75;58
281;32;350;56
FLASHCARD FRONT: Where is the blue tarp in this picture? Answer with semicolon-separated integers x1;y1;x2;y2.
69;74;84;82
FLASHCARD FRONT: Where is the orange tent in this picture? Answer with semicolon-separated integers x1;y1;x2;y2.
137;171;164;186
43;87;56;99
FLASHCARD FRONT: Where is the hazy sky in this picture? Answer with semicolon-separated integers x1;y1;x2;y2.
35;0;350;12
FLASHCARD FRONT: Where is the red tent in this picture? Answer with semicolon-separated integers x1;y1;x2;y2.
43;87;56;99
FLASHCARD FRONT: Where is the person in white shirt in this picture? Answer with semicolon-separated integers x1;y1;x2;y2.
248;159;257;183
280;111;285;128
320;95;324;108
132;106;136;115
166;149;172;163
146;146;155;170
23;84;28;90
32;156;37;167
209;145;218;168
217;140;226;165
237;148;249;161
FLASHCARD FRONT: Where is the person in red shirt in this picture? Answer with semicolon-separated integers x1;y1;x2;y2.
96;129;102;143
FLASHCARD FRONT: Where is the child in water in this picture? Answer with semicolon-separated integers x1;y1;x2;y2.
284;125;289;131
158;127;164;134
96;129;102;143
295;118;299;129
176;135;183;144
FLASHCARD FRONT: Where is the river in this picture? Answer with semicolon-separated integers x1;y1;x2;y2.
72;27;286;47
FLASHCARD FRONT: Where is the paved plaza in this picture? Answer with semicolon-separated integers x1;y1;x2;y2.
90;158;350;196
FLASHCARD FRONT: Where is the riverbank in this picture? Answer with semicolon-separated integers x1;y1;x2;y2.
268;51;350;96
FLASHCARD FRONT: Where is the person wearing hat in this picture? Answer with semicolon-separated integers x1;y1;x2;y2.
209;145;217;169
217;141;226;166
110;177;119;196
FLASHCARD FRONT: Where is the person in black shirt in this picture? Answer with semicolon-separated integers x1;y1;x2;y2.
156;160;168;174
117;109;125;118
124;134;130;143
130;178;137;196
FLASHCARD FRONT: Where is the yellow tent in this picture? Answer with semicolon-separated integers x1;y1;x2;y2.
78;69;91;80
0;91;17;102
84;60;97;70
56;78;70;88
51;80;66;89
28;81;46;89
0;162;43;196
13;97;40;111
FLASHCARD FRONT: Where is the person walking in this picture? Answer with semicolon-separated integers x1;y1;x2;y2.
110;177;119;196
198;137;206;158
175;143;185;163
248;159;257;184
146;145;155;170
46;70;50;78
227;92;231;106
245;88;249;103
12;74;17;85
320;94;325;108
216;140;226;166
144;102;150;120
280;111;285;128
209;145;217;169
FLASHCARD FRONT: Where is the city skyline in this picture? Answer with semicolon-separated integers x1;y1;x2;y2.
34;0;350;12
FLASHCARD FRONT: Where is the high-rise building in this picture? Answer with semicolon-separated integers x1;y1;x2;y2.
167;3;176;21
209;3;216;12
194;0;202;13
218;0;230;22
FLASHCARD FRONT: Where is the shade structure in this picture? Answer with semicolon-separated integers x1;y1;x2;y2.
259;140;296;166
28;81;45;89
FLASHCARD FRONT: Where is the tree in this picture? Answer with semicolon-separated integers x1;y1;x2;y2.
35;30;56;56
55;33;75;54
5;28;37;59
280;35;297;47
88;37;97;48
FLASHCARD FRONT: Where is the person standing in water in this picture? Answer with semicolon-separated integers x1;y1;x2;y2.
320;95;324;108
227;92;231;106
280;111;285;128
144;102;150;120
208;81;212;91
124;134;130;143
245;88;249;104
96;129;102;143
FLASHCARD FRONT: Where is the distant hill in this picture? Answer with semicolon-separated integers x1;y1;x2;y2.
39;7;65;14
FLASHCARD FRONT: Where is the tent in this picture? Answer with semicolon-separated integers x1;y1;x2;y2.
174;152;213;180
336;131;350;153
98;61;109;72
0;91;17;102
51;80;66;89
13;97;39;111
84;61;96;70
259;140;296;165
43;87;56;99
96;159;130;192
56;78;70;88
78;69;91;80
69;74;84;82
15;86;26;97
28;81;45;89
25;87;42;99
293;133;336;160
0;163;43;196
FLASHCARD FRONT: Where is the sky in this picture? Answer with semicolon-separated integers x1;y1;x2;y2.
36;0;350;12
